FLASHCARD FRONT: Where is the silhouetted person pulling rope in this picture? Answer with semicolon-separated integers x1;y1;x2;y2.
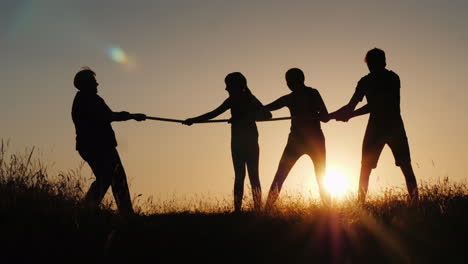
71;67;146;217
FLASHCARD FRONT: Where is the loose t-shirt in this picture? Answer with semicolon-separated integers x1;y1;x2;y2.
72;91;117;150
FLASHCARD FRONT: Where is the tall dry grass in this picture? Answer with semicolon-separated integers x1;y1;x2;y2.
2;140;468;263
2;139;467;217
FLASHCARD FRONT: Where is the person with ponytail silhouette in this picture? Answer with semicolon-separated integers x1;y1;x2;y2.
183;72;271;212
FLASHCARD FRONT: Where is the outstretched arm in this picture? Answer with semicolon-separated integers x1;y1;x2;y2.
330;81;366;121
249;96;285;120
350;104;370;118
252;96;272;121
255;107;273;121
264;96;287;112
331;103;369;122
111;111;146;122
233;96;283;123
331;91;362;118
183;99;230;126
97;99;145;122
346;91;363;112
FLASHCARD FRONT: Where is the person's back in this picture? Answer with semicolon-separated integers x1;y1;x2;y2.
229;90;263;139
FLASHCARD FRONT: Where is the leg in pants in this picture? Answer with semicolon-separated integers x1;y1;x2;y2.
108;149;133;215
80;148;133;215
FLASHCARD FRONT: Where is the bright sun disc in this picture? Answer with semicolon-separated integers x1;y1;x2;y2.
324;168;351;199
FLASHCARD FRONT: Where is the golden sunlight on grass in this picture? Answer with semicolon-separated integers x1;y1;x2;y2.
323;168;353;200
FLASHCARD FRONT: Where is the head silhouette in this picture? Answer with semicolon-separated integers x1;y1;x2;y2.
365;48;386;72
285;68;305;91
225;72;248;96
74;68;98;93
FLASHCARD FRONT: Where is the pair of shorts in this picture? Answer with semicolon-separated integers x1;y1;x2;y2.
231;134;259;164
281;131;326;166
362;121;411;168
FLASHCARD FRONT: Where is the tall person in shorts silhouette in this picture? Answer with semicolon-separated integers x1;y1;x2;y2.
331;48;418;203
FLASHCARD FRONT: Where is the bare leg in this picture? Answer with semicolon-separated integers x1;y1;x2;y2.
358;165;373;203
309;135;330;206
400;163;418;202
314;161;331;206
387;125;417;203
232;148;246;213
265;149;299;209
246;143;261;211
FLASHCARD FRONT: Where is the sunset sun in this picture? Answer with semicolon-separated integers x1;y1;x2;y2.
323;168;352;199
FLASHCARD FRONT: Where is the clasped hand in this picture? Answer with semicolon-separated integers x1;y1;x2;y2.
182;118;195;126
330;106;352;122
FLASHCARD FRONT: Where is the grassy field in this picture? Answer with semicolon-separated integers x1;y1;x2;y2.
1;143;468;263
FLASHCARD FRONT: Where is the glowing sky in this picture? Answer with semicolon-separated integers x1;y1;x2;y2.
1;0;468;201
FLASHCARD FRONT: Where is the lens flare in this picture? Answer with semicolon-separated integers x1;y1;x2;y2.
323;168;351;199
108;46;128;64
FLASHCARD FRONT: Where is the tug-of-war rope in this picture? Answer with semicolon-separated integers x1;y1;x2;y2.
146;116;292;123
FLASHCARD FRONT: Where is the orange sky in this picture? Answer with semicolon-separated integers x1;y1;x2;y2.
1;0;467;201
